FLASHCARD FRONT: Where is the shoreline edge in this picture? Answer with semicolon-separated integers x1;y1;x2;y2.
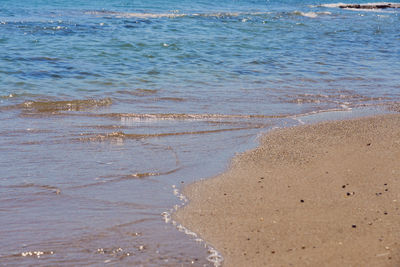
174;113;400;266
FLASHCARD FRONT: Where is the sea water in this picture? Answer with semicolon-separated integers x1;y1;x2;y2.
0;0;399;265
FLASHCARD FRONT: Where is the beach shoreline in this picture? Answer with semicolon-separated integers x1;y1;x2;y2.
174;113;400;266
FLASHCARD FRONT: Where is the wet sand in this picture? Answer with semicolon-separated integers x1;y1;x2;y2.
175;114;400;266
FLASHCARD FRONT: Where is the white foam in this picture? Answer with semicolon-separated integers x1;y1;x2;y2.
86;11;186;19
161;184;224;266
320;3;347;8
294;11;332;18
301;12;319;18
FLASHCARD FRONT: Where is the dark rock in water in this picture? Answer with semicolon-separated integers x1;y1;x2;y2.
339;3;400;9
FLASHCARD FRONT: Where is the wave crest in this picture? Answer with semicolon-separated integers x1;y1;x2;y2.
17;98;112;113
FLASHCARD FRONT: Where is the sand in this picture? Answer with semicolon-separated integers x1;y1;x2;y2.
174;114;400;266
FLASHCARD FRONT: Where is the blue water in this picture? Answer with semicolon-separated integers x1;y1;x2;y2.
0;0;399;265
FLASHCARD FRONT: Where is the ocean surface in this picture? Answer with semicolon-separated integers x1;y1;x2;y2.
0;0;399;265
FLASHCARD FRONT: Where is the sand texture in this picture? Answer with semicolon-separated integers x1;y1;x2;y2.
174;114;400;266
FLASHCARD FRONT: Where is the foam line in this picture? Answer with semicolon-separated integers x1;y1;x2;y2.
161;185;224;266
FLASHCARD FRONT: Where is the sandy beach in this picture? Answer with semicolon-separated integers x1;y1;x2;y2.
175;114;400;266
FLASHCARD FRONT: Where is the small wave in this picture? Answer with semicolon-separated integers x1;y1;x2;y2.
292;11;332;18
80;126;269;142
68;168;180;189
0;92;43;99
112;113;288;120
5;183;61;195
86;10;271;19
1;93;17;99
86;10;186;19
279;92;390;107
116;88;158;96
155;97;186;102
16;98;112;113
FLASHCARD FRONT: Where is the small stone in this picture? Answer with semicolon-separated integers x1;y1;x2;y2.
367;143;371;146
271;250;275;254
342;185;346;188
300;199;304;203
352;224;357;228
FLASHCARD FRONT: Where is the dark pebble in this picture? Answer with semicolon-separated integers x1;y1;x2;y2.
384;212;388;215
352;224;357;228
367;143;371;146
300;199;304;203
342;185;346;188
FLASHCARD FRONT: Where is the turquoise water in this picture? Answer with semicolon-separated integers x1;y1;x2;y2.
0;0;399;265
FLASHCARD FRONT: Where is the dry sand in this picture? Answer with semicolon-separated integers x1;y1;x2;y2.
174;114;400;266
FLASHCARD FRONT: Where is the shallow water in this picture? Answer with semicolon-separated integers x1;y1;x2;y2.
0;0;399;265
